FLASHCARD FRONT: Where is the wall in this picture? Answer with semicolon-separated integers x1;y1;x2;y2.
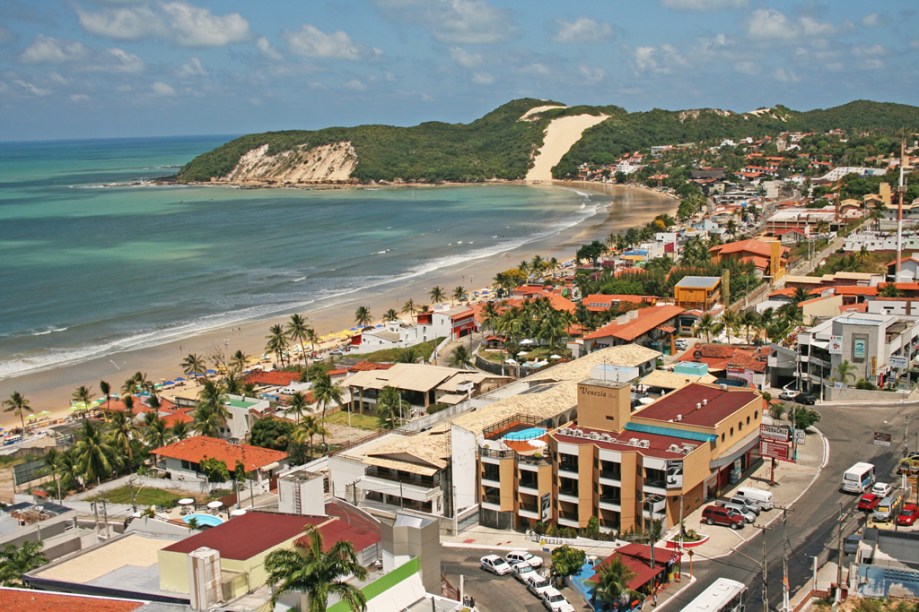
328;455;367;504
158;548;189;593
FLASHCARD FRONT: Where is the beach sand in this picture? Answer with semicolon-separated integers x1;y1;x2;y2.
1;181;678;430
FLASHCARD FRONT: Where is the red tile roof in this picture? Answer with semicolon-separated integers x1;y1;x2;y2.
349;361;394;372
840;303;868;312
245;370;302;387
152;436;287;471
588;544;677;590
583;305;684;342
710;238;775;258
834;286;878;296
634;383;761;427
0;588;144;612
582;294;656;312
678;344;767;373
554;426;692;460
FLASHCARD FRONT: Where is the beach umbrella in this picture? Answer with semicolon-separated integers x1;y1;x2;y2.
504;358;517;365
206;369;217;375
517;351;529;357
174;377;186;382
39;410;51;416
550;354;562;360
163;380;175;386
520;339;535;346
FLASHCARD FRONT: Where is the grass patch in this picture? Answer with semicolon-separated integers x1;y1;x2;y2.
813;249;893;276
324;410;381;431
347;338;445;363
91;485;185;507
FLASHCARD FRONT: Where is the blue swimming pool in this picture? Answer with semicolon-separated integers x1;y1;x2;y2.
183;513;224;528
502;427;547;441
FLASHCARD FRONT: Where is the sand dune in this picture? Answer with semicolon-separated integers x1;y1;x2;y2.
526;113;608;183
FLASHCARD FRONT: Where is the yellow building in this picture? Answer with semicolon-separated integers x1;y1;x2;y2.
673;276;722;311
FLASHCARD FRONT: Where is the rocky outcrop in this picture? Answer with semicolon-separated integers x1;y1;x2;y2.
220;141;358;184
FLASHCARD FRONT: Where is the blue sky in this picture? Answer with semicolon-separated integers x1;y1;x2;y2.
2;0;916;141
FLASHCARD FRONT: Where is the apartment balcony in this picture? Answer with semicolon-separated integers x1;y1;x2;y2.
519;507;539;520
480;447;514;465
558;488;579;504
598;495;622;511
518;454;551;469
598;472;621;486
558;514;580;528
481;477;500;489
558;466;579;480
518;483;539;496
360;475;441;503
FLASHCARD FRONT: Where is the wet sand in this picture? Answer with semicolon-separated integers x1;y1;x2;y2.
1;182;677;429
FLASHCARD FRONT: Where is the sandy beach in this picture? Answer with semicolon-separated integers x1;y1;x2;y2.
0;180;677;431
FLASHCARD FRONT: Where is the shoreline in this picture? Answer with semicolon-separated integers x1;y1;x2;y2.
0;180;679;431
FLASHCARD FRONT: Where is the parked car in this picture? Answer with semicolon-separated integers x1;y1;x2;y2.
897;453;919;475
728;495;761;515
525;574;553;598
722;502;757;523
844;533;862;555
857;493;882;512
506;550;544;569
541;587;575;612
512;562;537;582
733;487;775;510
702;505;745;529
480;554;512;575
779;390;799;401
897;503;919;527
675;339;689;351
794;394;817;405
871;482;893;498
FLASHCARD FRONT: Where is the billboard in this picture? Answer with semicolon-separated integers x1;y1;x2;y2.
666;459;683;489
540;493;552;520
828;335;843;354
760;423;791;442
760;439;791;460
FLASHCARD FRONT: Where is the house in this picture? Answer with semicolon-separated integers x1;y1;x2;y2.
673;276;721;311
678;344;769;389
578;305;684;355
581;294;658;312
709;238;787;280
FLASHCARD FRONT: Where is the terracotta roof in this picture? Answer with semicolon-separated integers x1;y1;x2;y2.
740;255;771;270
710;238;775;258
633;383;761;427
245;370;302;387
0;588;145;612
161;411;194;427
834;286;878;296
678;344;767;373
840;303;868;312
582;294;655;311
588;544;677;590
583;305;684;342
349;361;394;372
152;436;287;471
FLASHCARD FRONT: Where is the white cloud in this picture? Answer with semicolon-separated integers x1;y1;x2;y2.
151;81;176;96
101;48;145;73
257;37;282;61
734;61;758;75
48;72;71;86
772;67;800;83
472;71;494;85
14;79;51;96
450;47;482;68
521;63;551;77
286;25;360;59
161;2;250;47
76;5;165;41
20;35;88;63
799;17;835;37
662;0;747;10
861;13;880;27
344;79;366;91
176;57;206;78
578;64;604;85
853;44;886;57
632;44;687;74
747;9;834;41
374;0;516;44
70;93;90;102
553;18;612;43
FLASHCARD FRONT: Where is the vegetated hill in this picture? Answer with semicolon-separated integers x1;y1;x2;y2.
178;99;918;184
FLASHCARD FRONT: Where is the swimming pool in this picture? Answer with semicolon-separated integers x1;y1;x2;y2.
502;427;547;441
183;513;224;528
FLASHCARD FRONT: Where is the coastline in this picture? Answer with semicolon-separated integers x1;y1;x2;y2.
0;181;679;430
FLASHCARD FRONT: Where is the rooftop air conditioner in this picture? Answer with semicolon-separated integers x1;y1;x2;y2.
668;444;681;453
601;434;614;442
589;432;601;440
695;402;702;410
682;445;695;454
629;438;640;446
676;414;683;421
702;399;708;406
639;440;650;448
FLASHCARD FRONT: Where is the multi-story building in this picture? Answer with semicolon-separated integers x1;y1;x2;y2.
709;238;787;280
673;276;722;311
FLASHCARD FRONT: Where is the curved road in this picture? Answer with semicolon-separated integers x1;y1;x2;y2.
667;401;915;610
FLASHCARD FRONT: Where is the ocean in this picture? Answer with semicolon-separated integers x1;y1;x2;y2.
0;135;615;383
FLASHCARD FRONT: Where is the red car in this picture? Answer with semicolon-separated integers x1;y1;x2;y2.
858;493;881;512
897;503;919;526
702;505;745;530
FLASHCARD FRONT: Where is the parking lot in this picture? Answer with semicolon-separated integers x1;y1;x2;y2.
441;547;583;611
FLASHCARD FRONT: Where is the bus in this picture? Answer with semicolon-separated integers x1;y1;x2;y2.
684;578;747;612
841;462;876;493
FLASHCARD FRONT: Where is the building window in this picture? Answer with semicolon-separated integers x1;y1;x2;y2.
519;471;538;490
559;477;578;497
730;427;734;436
558;453;579;473
599;461;621;480
747;415;751;424
482;463;500;482
721;433;725;443
739;422;743;432
754;410;758;419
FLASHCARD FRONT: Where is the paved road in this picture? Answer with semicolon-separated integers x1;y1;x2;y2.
441;547;557;612
667;401;915;610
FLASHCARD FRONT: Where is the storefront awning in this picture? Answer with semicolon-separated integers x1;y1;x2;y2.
709;431;760;469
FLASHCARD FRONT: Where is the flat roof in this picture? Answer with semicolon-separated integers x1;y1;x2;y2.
675;276;722;288
554;425;693;460
632;383;760;428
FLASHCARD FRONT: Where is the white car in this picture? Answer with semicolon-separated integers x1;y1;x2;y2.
480;554;512;576
525;574;553;598
506;550;544;569
872;482;893;498
512;562;537;582
541;586;575;612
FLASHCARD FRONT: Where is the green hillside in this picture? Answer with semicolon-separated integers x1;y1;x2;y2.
177;99;919;184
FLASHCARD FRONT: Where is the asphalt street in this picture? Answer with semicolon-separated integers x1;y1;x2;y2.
441;548;553;612
666;401;916;610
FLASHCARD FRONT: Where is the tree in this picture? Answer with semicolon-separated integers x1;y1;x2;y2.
0;540;46;586
229;349;249;374
194;379;229;437
593;557;637;608
401;299;417;323
264;526;368;611
286;391;310;425
144;416;168;450
312;373;343;448
354;306;373;328
694;313;723;343
266;324;291;367
376;386;403;430
293;415;328;458
550;545;586;583
99;380;112;411
452;286;466;305
73;420;116;485
250;418;294;450
383;308;399;323
835;360;857;384
106;410;136;467
200;457;230;485
576;240;606;266
182;353;207;382
449;345;472;368
429;285;446;305
171;420;189;441
287;314;311;365
791;407;822;431
43;448;63;501
3;392;32;434
72;385;93;419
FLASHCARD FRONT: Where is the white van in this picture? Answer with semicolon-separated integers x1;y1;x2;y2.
734;487;774;510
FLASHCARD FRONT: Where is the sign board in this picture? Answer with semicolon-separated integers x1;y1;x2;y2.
853;337;867;360
760;439;791;460
760;424;791;442
666;459;683;489
540;493;552;521
12;458;46;487
829;335;843;355
795;429;806;445
873;432;892;447
891;356;909;369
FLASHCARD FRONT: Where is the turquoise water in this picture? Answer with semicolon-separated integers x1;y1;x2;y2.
0;136;607;381
502;427;547;441
183;513;224;528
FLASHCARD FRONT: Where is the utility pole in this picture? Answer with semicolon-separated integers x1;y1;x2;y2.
678;493;684;580
836;504;849;606
752;524;772;612
781;506;795;611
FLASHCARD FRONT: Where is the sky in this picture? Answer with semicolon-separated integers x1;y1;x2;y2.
1;0;917;141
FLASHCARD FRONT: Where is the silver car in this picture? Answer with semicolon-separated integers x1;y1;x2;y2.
722;502;756;523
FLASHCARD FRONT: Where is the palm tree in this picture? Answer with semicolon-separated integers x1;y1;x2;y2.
593;557;637;608
229;349;249;374
401;299;417;323
106;411;136;465
264;526;368;611
194;379;230;437
382;308;399;323
835;360;857;385
741;310;761;344
73;420;115;485
287;314;310;365
3;392;32;434
449;345;472;368
694;313;723;343
181;353;207;383
429;285;446;306
145;417;168;450
312;373;343;448
170;420;189;441
354;306;372;328
376;386;403;430
71;385;93;419
293;415;327;458
452;286;466;305
0;540;46;586
722;310;741;344
286;391;310;425
482;301;500;334
266;324;291;367
43;448;63;502
99;380;112;411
